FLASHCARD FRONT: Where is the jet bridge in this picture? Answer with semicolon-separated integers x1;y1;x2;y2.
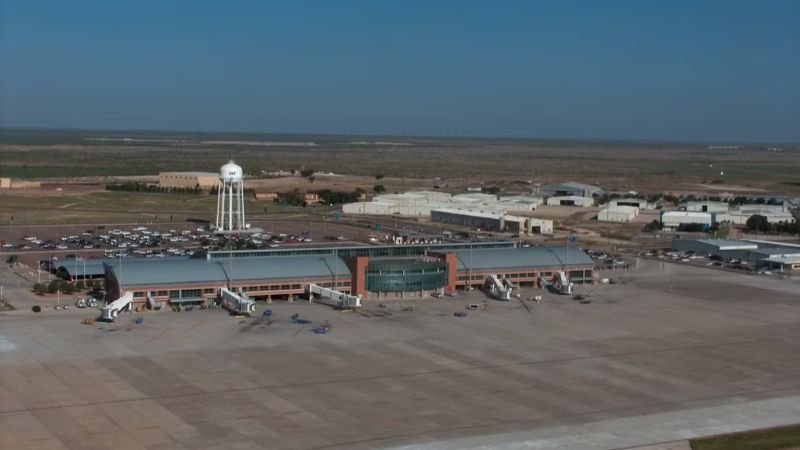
306;284;362;309
552;271;573;295
485;275;512;301
100;291;133;321
220;287;256;315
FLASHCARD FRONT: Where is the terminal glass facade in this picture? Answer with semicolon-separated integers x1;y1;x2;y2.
366;260;448;292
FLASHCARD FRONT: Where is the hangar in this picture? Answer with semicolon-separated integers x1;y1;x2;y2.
537;182;603;198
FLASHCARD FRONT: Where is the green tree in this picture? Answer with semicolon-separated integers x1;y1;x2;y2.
75;280;86;290
32;283;47;295
375;173;384;180
300;168;315;178
373;184;386;194
746;214;769;233
47;280;60;294
642;220;661;232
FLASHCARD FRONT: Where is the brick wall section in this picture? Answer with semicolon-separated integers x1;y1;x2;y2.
346;256;369;297
427;251;457;294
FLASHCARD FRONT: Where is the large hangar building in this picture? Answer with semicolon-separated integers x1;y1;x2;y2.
672;238;800;271
99;242;595;308
159;171;219;189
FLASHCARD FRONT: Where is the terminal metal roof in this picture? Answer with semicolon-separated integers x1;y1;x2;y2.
432;208;506;220
107;245;592;287
453;246;593;271
57;259;109;277
112;255;350;287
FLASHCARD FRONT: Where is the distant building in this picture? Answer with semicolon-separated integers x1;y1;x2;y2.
159;171;219;189
610;198;652;210
341;191;536;218
672;238;800;271
0;178;41;189
431;208;553;235
10;180;41;189
255;192;279;201
537;182;604;198
660;211;715;231
545;196;594;207
685;201;729;213
717;209;795;225
598;205;639;222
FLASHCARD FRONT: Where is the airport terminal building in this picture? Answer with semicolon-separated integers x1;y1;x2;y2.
90;242;596;308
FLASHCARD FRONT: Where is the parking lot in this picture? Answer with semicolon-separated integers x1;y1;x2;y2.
0;260;799;449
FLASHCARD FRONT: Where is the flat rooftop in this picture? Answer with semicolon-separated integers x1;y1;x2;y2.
698;239;759;250
159;171;218;176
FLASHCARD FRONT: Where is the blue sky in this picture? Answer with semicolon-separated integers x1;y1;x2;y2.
1;0;798;142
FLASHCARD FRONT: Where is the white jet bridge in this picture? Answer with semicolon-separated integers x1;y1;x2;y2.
100;291;133;321
485;275;512;301
220;287;256;315
552;271;574;295
306;284;362;309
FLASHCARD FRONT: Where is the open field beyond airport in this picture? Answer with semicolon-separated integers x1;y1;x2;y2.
2;130;800;196
1;260;799;449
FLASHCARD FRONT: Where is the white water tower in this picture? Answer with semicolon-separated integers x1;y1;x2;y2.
215;161;246;232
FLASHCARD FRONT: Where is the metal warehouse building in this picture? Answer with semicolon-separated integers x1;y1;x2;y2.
431;208;553;235
537;182;604;198
660;211;715;231
99;242;596;309
685;201;730;213
672;239;800;271
545;195;594;207
598;205;639;222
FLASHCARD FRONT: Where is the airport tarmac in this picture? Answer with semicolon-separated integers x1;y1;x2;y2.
0;259;799;449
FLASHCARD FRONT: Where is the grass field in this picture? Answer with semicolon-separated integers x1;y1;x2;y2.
2;129;799;194
0;190;336;225
690;424;800;450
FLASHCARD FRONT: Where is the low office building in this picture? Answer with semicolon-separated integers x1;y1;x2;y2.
598;205;639;222
159;171;219;189
545;196;594;207
99;242;596;308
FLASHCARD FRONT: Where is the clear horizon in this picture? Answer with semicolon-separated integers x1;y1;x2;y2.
1;0;798;143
